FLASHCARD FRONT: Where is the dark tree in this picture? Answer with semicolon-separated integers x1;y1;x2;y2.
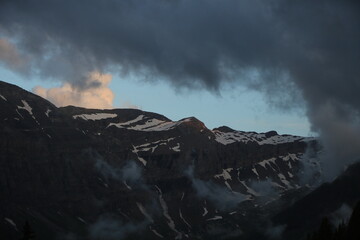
306;201;360;240
317;217;333;240
307;217;333;240
347;201;360;240
307;232;318;240
333;221;346;240
20;221;35;240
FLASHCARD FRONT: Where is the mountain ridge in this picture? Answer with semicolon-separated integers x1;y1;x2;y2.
0;80;321;240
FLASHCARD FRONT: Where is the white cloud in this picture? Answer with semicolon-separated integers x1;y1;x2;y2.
34;72;114;109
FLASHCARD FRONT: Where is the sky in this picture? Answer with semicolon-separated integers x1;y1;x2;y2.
0;0;359;178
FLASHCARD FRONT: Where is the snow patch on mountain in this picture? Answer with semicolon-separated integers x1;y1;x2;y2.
256;154;301;174
18;100;33;116
258;157;277;170
108;115;145;128
172;143;181;152
129;119;177;131
240;181;260;197
131;145;148;166
150;226;164;238
123;181;132;190
207;216;223;221
136;202;153;223
278;173;293;189
108;115;193;132
4;218;18;231
214;168;233;180
0;94;7;101
77;217;87;224
132;138;176;154
179;209;191;229
214;168;233;181
252;168;260;179
282;153;298;161
136;156;147;166
213;129;312;146
17;100;39;125
73;113;117;120
45;108;52;117
155;185;183;239
202;207;209;216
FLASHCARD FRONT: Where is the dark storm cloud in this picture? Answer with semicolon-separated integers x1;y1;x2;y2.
1;0;359;178
0;0;358;96
0;0;289;90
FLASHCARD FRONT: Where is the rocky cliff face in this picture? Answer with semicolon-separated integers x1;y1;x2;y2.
0;81;320;239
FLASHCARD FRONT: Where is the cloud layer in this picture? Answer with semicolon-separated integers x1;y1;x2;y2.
1;0;359;178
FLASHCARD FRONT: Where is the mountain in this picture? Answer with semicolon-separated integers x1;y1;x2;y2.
0;80;320;240
274;161;360;240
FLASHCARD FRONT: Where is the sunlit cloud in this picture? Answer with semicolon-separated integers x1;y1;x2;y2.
34;71;114;109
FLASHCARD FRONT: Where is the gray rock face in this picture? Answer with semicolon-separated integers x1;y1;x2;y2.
0;81;320;240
